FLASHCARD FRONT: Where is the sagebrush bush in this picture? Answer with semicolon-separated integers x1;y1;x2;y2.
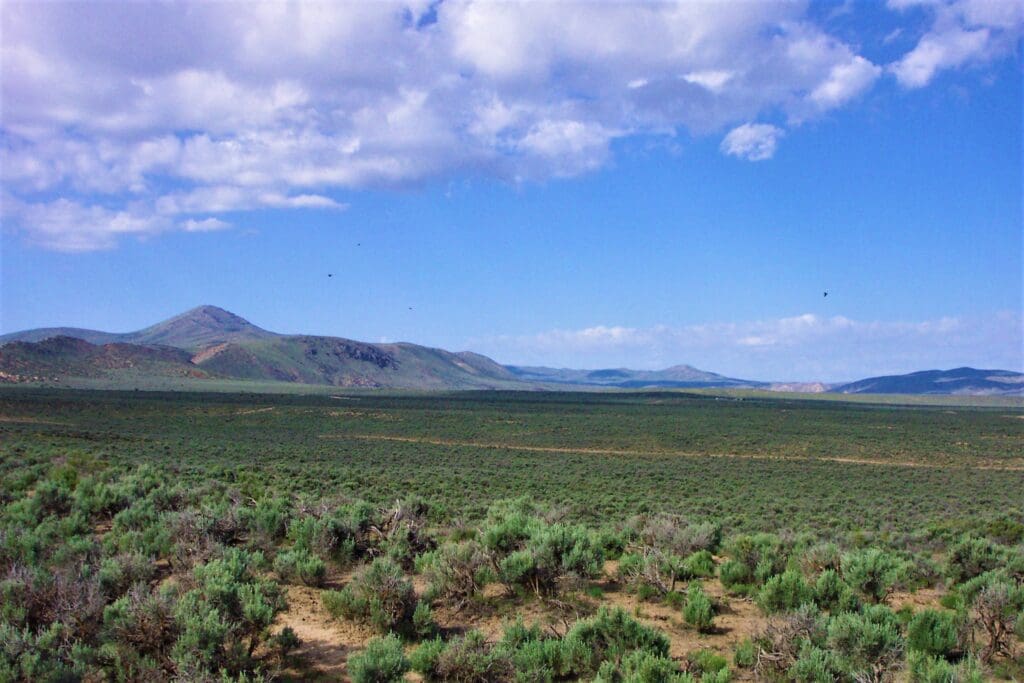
433;630;514;682
562;606;671;676
826;605;904;681
758;570;813;614
419;540;491;608
348;633;409;683
787;643;845;682
595;648;691;682
946;535;1005;583
733;638;756;668
841;549;902;603
683;584;714;632
907;650;985;683
813;568;859;613
273;548;326;586
323;558;416;634
906;609;960;659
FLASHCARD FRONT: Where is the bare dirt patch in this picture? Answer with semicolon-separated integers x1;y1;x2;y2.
273;578;375;682
324;433;1024;472
0;415;72;425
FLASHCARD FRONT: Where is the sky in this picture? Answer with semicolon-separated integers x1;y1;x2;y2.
1;0;1021;382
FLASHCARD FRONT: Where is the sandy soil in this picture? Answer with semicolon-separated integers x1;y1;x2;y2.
266;560;948;682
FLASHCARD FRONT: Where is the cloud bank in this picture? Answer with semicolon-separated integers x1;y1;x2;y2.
1;0;1020;250
472;312;1024;382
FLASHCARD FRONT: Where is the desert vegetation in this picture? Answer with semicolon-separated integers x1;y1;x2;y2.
0;387;1021;680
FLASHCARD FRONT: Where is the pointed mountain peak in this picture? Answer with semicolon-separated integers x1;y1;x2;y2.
132;305;276;349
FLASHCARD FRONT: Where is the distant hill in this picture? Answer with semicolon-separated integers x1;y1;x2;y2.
0;336;213;384
833;367;1024;396
0;305;276;350
3;307;1019;395
506;364;764;389
0;307;532;390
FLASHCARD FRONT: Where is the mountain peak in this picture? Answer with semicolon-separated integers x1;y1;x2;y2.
133;305;276;349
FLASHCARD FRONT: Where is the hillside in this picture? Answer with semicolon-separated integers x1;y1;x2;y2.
833;367;1024;396
0;336;212;384
0;308;532;390
506;364;763;389
3;307;1019;394
0;305;276;350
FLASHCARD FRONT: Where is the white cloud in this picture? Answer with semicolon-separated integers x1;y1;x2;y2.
0;1;1019;250
473;312;1024;381
889;0;1023;88
810;56;882;109
891;26;992;87
720;123;784;161
180;217;231;233
2;196;169;252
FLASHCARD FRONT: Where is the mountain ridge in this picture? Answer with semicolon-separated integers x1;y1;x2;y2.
2;307;1020;394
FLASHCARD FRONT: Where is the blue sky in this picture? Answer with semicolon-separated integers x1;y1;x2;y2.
2;1;1021;381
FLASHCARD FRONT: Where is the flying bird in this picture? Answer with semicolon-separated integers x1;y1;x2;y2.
328;274;333;278
823;291;828;297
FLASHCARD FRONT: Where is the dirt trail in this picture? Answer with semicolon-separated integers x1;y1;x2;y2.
322;433;1024;472
272;575;374;682
234;407;276;416
0;415;73;425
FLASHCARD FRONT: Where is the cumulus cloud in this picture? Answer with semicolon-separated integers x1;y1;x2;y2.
720;123;784;161
472;312;1024;381
0;1;1016;250
888;0;1024;87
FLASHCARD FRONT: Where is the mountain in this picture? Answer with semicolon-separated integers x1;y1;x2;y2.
0;305;276;350
506;364;764;389
0;336;212;384
3;308;1019;395
833;367;1024;396
0;307;531;390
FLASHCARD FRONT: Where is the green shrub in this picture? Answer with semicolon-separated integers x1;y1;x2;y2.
433;630;513;682
907;651;985;683
683;584;714;633
495;616;568;678
595;648;691;682
420;541;491;607
947;535;1005;583
813;569;859;612
841;549;902;603
273;548;327;586
718;560;752;591
788;644;845;682
323;558;415;634
562;606;671;675
723;533;788;585
758;570;813;614
826;605;904;681
273;626;300;660
412;601;436;640
906;609;960;659
679;550;715;580
410;637;446;675
348;633;409;683
799;543;841;574
732;638;755;668
688;648;727;675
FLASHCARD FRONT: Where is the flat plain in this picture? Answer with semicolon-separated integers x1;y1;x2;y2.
1;388;1022;681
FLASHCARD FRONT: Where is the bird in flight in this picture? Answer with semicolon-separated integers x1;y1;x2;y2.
328;273;334;278
823;291;828;297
